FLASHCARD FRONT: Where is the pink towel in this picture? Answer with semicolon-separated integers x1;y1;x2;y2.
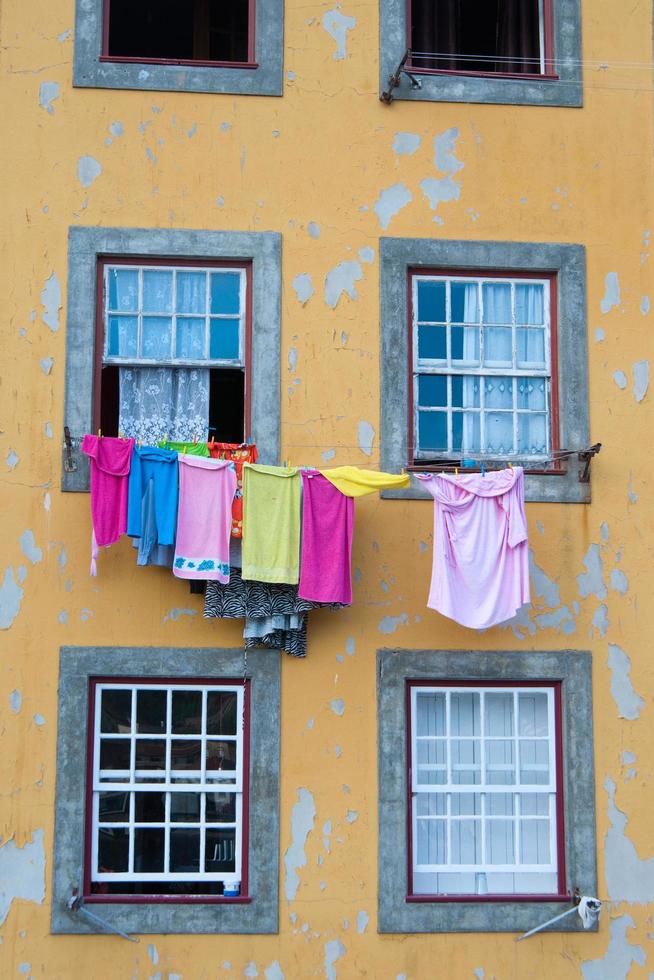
173;456;236;582
417;467;530;629
81;435;135;576
298;471;354;604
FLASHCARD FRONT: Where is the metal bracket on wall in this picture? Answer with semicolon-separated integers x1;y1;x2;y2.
578;443;602;483
63;426;77;473
380;50;423;104
67;889;139;942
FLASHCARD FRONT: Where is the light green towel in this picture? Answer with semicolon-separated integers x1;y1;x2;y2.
157;440;210;457
242;464;301;583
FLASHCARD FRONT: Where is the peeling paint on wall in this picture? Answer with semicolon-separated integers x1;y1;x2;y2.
324;939;346;980
109;121;124;138
590;603;609;637
0;568;25;629
307;222;320;239
40;273;61;332
284;788;316;901
358;247;375;264
38;81;60;115
610;569;628;594
324;261;363;308
39;357;54;375
0;829;46;926
613;370;627;390
576;544;607;600
373;183;412;230
264;963;285;980
9;690;22;714
322;10;356;61
77;155;102;188
600;272;621;313
293;274;314;305
356;910;369;934
392;132;421;156
19;530;42;566
420;128;463;220
631;359;649;402
357;420;375;456
330;699;345;716
378;613;409;634
639;295;649;315
162;608;197;623
607;644;644;719
581;915;645;979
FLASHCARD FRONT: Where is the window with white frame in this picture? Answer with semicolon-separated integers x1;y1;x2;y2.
409;683;563;898
88;680;247;897
412;272;555;462
100;260;249;445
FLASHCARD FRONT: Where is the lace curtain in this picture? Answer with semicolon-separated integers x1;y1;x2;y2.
119;367;210;444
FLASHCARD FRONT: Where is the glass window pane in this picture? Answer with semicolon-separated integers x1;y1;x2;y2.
137;690;167;734
452;375;480;408
485;412;514;455
488;819;515;864
450;693;480;735
515;284;544;325
483;326;512;365
451;819;481;863
135;792;165;822
100;739;130;771
418;375;447;408
451;740;481;784
521;793;549;816
108;269;138;312
206;792;237;822
210;272;241;315
418;325;446;360
205;829;236;872
170;793;201;822
451;793;481;816
171;740;201;771
170;828;200;872
135;739;166;770
98;827;129;872
519;740;550;785
172;691;202;734
176;317;206;359
417;280;446;322
451;326;480;365
451;281;479;323
484;693;514;736
416;819;447;865
207;692;237;736
518;414;547;455
484;377;513;410
416;692;445;736
142;316;172;359
101;690;132;733
519;694;549;736
517;378;546;410
418;411;447;452
134;828;165;872
516;327;546;367
99;791;130;822
482;283;512;323
487;793;514;816
176;271;206;314
107;315;138;357
415;793;447;816
485;740;515;785
452;412;480;454
210;319;240;360
207;741;236;772
417;740;446;768
142;270;173;313
520;819;550;864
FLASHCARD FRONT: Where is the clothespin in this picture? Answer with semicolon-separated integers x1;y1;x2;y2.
508;461;513;469
455;466;458;476
118;430;125;440
193;434;197;445
138;439;142;449
97;428;102;439
164;432;169;445
481;463;485;478
183;446;187;455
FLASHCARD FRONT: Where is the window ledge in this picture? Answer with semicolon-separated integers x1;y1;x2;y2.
380;472;590;504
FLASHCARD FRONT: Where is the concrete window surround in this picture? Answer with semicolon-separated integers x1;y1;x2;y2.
62;226;281;492
73;0;284;96
379;0;582;107
51;647;281;935
379;238;590;504
377;648;597;934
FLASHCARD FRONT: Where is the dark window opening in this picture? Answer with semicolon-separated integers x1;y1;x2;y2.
410;0;544;75
106;0;251;64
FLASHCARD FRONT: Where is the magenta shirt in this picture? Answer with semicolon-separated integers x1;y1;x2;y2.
417;467;530;629
173;456;236;582
298;471;354;604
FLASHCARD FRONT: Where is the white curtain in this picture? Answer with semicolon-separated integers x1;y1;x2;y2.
461;283;480;452
119;366;210;444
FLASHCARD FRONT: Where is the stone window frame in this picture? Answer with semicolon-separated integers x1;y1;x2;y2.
63;226;281;492
52;646;280;935
73;0;284;96
379;0;582;107
377;648;597;934
379;238;590;504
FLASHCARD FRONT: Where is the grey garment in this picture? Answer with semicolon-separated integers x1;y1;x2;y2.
119;366;210;444
244;614;303;637
230;536;242;569
131;477;175;567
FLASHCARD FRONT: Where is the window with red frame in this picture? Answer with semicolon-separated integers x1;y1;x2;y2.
86;679;249;899
410;270;558;464
96;258;250;444
104;0;254;66
408;0;554;76
407;681;565;899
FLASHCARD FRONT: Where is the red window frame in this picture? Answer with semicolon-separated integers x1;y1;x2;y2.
407;267;560;474
83;675;252;905
93;255;253;441
100;0;258;69
405;0;557;80
405;679;567;904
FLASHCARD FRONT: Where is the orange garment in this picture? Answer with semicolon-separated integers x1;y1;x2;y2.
208;441;258;537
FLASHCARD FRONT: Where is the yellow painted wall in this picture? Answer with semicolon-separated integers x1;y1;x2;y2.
1;0;653;976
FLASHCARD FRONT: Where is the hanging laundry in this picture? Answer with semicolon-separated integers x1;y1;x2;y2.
320;465;410;497
158;439;210;457
173;456;236;582
127;445;179;563
81;435;135;575
208;441;258;538
416;467;530;630
241;464;301;583
130;482;175;568
298;471;354;604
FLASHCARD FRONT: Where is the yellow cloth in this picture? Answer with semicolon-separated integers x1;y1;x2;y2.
319;466;410;497
242;464;301;583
